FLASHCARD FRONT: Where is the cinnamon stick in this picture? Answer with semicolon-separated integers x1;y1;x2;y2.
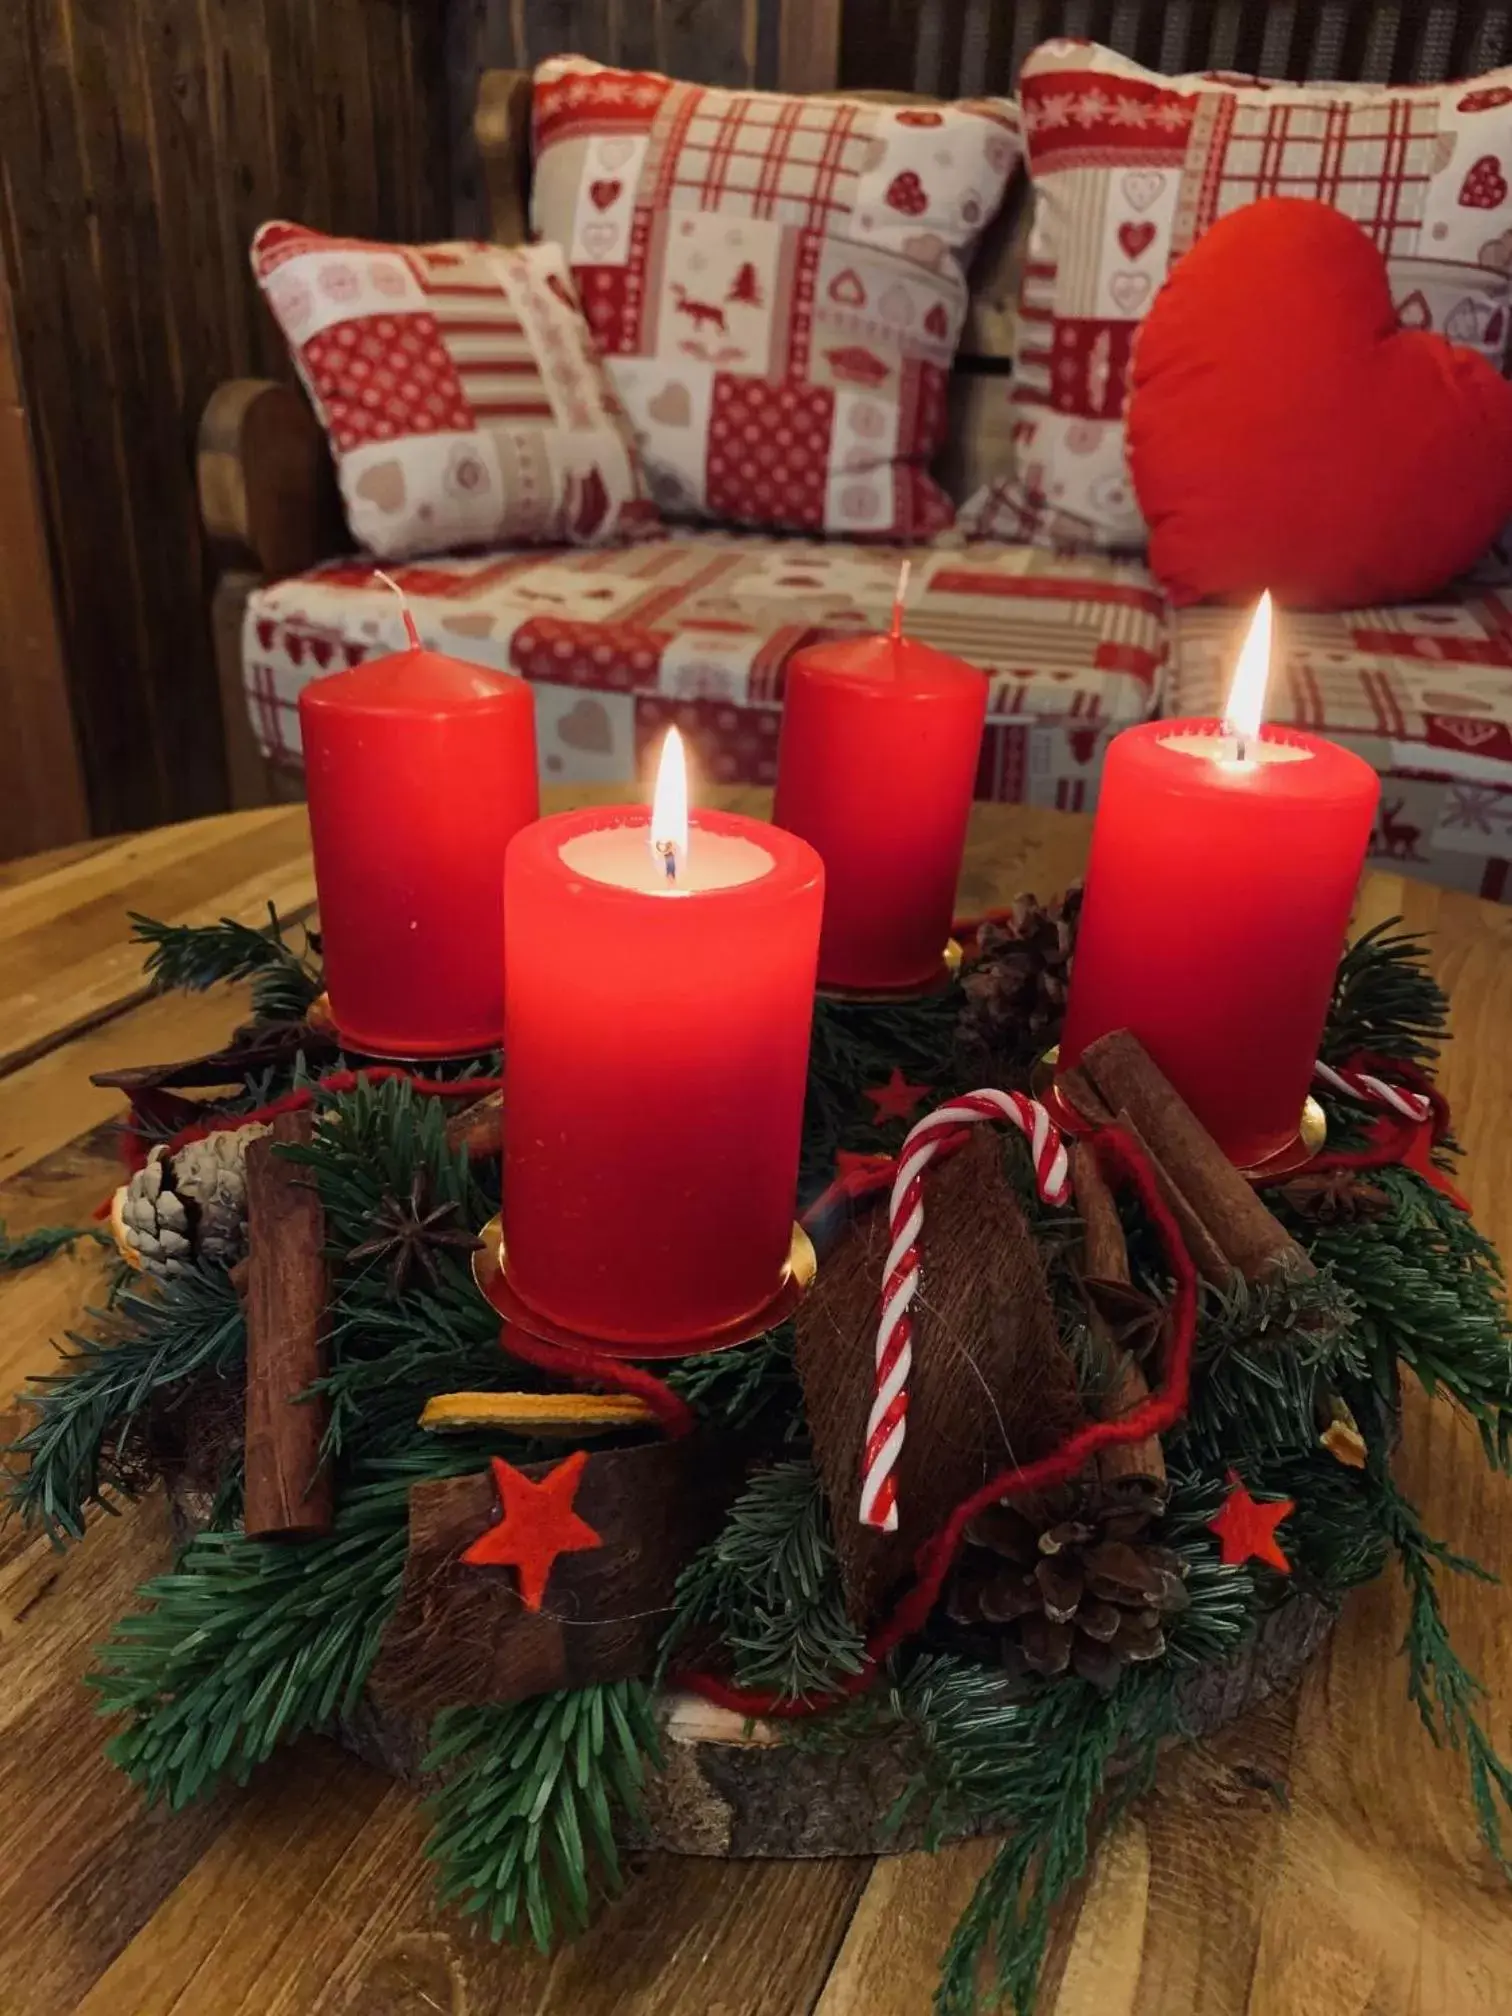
444;1090;503;1161
1079;1031;1311;1284
1073;1143;1166;1509
243;1111;333;1538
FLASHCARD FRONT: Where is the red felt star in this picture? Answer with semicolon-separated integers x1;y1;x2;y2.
863;1068;933;1124
459;1450;602;1611
1208;1470;1294;1573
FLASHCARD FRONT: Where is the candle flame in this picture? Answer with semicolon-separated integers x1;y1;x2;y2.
1222;592;1273;754
650;726;689;880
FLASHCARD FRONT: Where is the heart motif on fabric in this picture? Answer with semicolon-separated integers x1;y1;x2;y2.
556;699;615;754
1127;198;1512;607
1121;169;1165;212
1459;155;1509;208
828;267;867;307
1109;270;1151;313
648;381;692;426
1396;289;1432;329
1459;86;1512;113
878;283;913;323
884;171;929;216
580;222;618;257
255;619;276;651
1118;220;1156;260
895;109;944;127
923;300;950;338
588;179;622;211
354;460;407;513
441;613;497;638
1446;295;1491;343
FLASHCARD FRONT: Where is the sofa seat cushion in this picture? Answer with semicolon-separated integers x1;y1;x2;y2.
1170;595;1512;900
243;532;1167;809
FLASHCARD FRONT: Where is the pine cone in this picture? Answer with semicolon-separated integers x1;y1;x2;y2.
114;1122;270;1277
943;1478;1188;1690
957;886;1082;1081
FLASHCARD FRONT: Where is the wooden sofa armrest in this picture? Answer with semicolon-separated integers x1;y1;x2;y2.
476;69;534;244
197;378;345;582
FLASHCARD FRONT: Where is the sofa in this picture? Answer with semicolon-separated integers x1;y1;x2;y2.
202;68;1512;904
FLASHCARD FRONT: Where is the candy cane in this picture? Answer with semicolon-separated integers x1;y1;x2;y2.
861;1089;1071;1532
1312;1060;1430;1124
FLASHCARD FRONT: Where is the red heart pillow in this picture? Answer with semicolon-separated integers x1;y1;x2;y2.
1127;198;1512;608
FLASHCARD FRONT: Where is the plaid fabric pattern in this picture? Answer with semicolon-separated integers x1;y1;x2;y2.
252;223;657;561
959;43;1512;553
529;58;1021;539
241;531;1163;807
1170;597;1512;900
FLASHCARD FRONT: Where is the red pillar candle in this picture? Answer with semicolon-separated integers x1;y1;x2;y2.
1058;597;1379;1168
300;621;538;1056
772;595;987;992
502;734;824;1350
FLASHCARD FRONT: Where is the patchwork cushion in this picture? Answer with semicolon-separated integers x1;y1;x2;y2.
251;224;657;560
528;58;1021;539
242;533;1165;811
961;42;1512;553
1170;597;1512;900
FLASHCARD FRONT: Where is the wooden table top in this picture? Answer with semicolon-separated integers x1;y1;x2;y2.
4;792;1512;2016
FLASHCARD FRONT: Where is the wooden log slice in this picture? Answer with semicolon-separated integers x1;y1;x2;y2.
163;1469;1335;1858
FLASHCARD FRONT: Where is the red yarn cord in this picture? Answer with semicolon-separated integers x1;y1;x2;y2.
495;1323;697;1441
674;1123;1200;1717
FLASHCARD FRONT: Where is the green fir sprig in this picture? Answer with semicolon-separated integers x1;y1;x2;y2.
1320;919;1447;1068
425;1682;661;1947
5;1265;245;1544
0;1220;106;1272
131;905;323;1023
661;1459;867;1700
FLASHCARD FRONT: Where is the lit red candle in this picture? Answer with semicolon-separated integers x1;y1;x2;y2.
1058;596;1379;1168
502;731;824;1350
773;573;988;992
299;608;538;1055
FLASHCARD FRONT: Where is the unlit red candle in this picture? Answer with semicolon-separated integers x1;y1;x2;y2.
1058;600;1378;1167
502;784;824;1351
773;618;988;992
299;632;538;1055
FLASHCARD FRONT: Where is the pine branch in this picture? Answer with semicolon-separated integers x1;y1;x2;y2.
1364;1462;1512;1875
4;1266;245;1544
802;990;961;1200
1294;1169;1512;1468
663;1323;803;1437
130;905;322;1022
0;1220;106;1271
660;1459;866;1701
90;1455;472;1808
1321;918;1448;1068
424;1682;661;1947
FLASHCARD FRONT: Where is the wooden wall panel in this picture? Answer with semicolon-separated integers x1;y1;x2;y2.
0;243;87;858
447;0;831;238
0;0;450;839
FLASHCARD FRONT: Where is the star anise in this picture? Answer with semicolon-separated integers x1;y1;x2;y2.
1276;1170;1392;1224
348;1175;481;1296
1083;1276;1167;1362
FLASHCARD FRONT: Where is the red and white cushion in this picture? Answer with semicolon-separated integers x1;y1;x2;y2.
252;223;657;560
528;59;1021;539
960;44;1512;551
241;532;1164;811
1170;597;1512;900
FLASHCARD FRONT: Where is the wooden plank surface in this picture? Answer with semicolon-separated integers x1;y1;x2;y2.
2;799;1512;2015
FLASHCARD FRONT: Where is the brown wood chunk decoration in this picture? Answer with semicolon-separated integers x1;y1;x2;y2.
367;1435;740;1719
1077;1030;1312;1285
242;1109;333;1538
796;1130;1081;1628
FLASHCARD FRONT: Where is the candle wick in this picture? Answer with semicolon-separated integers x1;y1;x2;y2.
374;568;423;652
890;558;912;644
656;840;678;883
